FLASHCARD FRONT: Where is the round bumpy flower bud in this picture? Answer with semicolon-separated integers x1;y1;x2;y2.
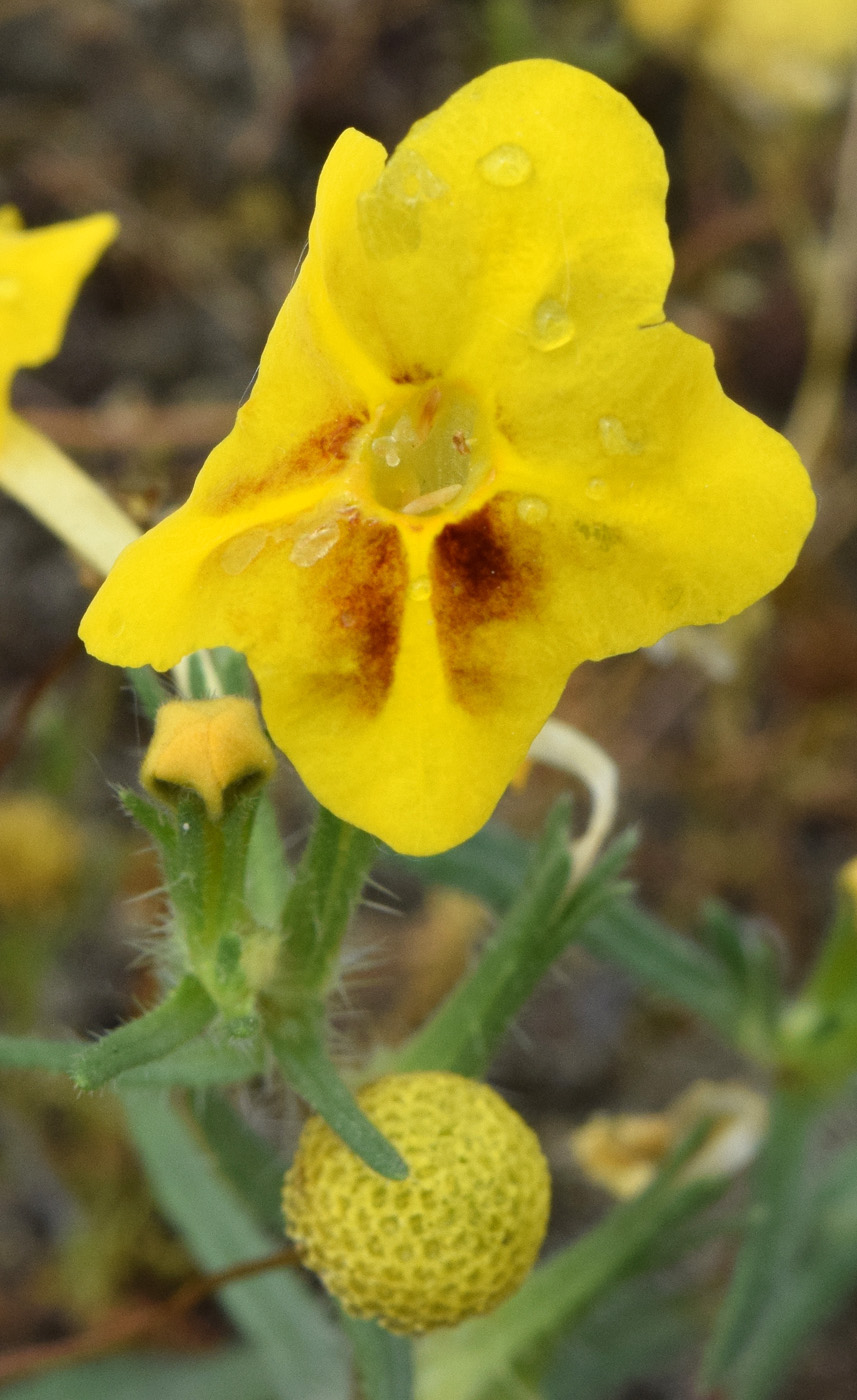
141;697;276;820
282;1071;550;1334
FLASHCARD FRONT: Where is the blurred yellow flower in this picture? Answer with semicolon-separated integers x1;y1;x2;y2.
80;61;813;854
0;793;84;916
622;0;857;111
0;205;117;440
570;1079;769;1199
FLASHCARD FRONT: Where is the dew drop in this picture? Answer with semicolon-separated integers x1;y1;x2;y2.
516;495;549;525
410;575;431;601
220;528;268;575
477;144;532;187
0;277;21;303
290;520;341;567
598;416;642;455
531;298;574;352
401;483;462;515
586;477;607;500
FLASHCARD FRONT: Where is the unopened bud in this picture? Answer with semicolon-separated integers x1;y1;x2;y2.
141;697;276;820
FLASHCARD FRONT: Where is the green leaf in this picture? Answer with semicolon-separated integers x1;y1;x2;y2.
209;645;254;697
578;903;749;1048
0;1034;81;1074
73;977;217;1090
1;1347;271;1400
391;804;573;1076
701;1089;820;1388
268;1019;407;1180
192;1087;286;1236
727;1139;857;1400
342;1314;414;1400
121;1089;349;1400
279;806;376;995
115;1031;264;1087
416;1152;722;1400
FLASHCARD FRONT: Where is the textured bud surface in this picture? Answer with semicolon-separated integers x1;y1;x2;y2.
282;1071;550;1334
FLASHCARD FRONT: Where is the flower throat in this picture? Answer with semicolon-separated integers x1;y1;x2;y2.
366;381;489;516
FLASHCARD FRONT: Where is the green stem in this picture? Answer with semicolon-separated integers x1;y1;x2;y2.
279;807;376;997
0;1034;82;1074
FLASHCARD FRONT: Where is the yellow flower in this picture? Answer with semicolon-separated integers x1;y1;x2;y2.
0;794;84;916
79;61;814;854
622;0;857;111
140;697;277;820
282;1071;550;1333
0;205;117;440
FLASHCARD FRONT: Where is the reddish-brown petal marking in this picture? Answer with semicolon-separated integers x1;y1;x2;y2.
392;367;433;385
311;514;409;715
207;411;368;512
430;494;545;710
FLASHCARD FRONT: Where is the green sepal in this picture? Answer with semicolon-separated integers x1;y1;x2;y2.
245;794;293;929
267;1015;407;1180
73;974;217;1090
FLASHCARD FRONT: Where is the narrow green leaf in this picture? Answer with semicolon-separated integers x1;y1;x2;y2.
342;1313;414;1400
392;804;572;1077
578;903;747;1046
192;1087;286;1236
268;1020;407;1180
417;1153;722;1400
0;1034;81;1074
728;1140;857;1400
209;645;254;697
73;977;216;1090
281;806;376;993
115;1032;264;1088
1;1347;271;1400
121;1089;349;1400
701;1089;820;1387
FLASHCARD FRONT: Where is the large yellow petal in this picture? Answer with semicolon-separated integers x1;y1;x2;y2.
316;60;673;385
0;212;118;391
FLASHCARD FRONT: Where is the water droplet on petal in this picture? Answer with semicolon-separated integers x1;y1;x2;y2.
401;483;462;515
290;520;341;567
357;150;447;259
598;416;642;455
220;528;268;575
477;144;532;187
0;278;21;303
516;496;549;524
410;576;431;601
531;299;574;351
586;477;607;500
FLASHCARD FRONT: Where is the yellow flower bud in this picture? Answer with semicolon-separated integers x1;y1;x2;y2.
570;1079;769;1200
282;1071;550;1334
0;794;84;916
140;697;276;820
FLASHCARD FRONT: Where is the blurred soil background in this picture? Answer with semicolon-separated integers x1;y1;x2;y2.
1;0;857;1396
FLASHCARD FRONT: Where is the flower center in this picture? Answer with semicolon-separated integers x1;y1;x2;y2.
367;382;488;516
